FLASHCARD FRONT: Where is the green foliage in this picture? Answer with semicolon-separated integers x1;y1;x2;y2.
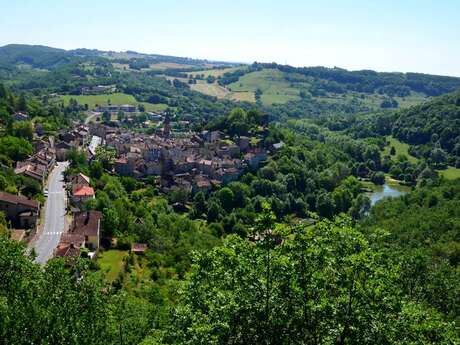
11;121;34;140
167;216;458;344
363;179;460;320
0;235;154;344
95;146;116;170
1;45;460;344
0;136;32;162
392;90;460;165
66;148;88;171
0;212;8;235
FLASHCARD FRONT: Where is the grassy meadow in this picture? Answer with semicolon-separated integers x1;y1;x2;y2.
59;92;167;112
191;80;230;98
383;136;419;164
97;249;153;293
97;250;128;283
228;68;300;106
188;67;243;78
382;136;460;180
163;67;430;108
439;166;460;180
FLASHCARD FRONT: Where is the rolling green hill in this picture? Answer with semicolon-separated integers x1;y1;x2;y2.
228;68;300;105
0;44;235;71
0;44;72;69
391;89;460;165
217;62;460;108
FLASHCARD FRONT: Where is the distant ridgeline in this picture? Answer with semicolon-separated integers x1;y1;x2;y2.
218;62;460;97
3;44;460;98
0;44;234;70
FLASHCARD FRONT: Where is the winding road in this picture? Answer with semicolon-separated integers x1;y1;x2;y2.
31;161;69;264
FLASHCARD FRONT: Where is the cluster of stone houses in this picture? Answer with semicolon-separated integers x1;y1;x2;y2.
9;114;57;184
69;173;95;207
54;210;102;259
13;122;99;184
14;144;56;185
55;124;99;161
0;191;40;231
54;173;98;259
89;123;269;193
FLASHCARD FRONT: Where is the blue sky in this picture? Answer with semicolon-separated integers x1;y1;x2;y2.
1;0;460;76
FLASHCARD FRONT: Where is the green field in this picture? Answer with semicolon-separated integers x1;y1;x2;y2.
383;136;460;179
335;91;427;110
228;69;300;106
59;92;167;112
224;68;428;108
149;62;194;70
97;250;128;283
439;166;460;180
164;75;255;102
191;80;255;102
97;249;153;292
383;136;419;164
228;91;255;102
191;80;230;98
166;68;428;108
112;61;197;72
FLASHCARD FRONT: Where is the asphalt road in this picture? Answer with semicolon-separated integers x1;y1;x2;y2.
32;161;69;265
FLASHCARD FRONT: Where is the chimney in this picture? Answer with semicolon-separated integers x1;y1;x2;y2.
84;211;90;225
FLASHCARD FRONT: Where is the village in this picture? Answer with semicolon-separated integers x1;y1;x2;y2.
1;106;273;261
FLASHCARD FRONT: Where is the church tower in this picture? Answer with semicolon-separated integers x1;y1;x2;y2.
163;111;171;138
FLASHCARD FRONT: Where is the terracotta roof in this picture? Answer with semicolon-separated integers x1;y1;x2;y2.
55;243;81;257
73;185;95;197
0;191;39;209
60;232;85;245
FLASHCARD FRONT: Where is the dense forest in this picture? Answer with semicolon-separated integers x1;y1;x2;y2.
392;90;460;165
0;43;459;344
2;181;459;344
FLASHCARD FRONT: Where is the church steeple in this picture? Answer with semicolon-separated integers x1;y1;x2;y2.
163;110;171;138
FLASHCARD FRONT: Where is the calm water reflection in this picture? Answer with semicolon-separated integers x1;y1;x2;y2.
369;183;411;206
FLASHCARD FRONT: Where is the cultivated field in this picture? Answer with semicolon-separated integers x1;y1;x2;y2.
149;62;194;70
228;91;255;102
228;68;300;106
164;75;255;102
191;81;230;98
188;67;243;78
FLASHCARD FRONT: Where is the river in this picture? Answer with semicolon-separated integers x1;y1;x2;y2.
368;182;411;206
